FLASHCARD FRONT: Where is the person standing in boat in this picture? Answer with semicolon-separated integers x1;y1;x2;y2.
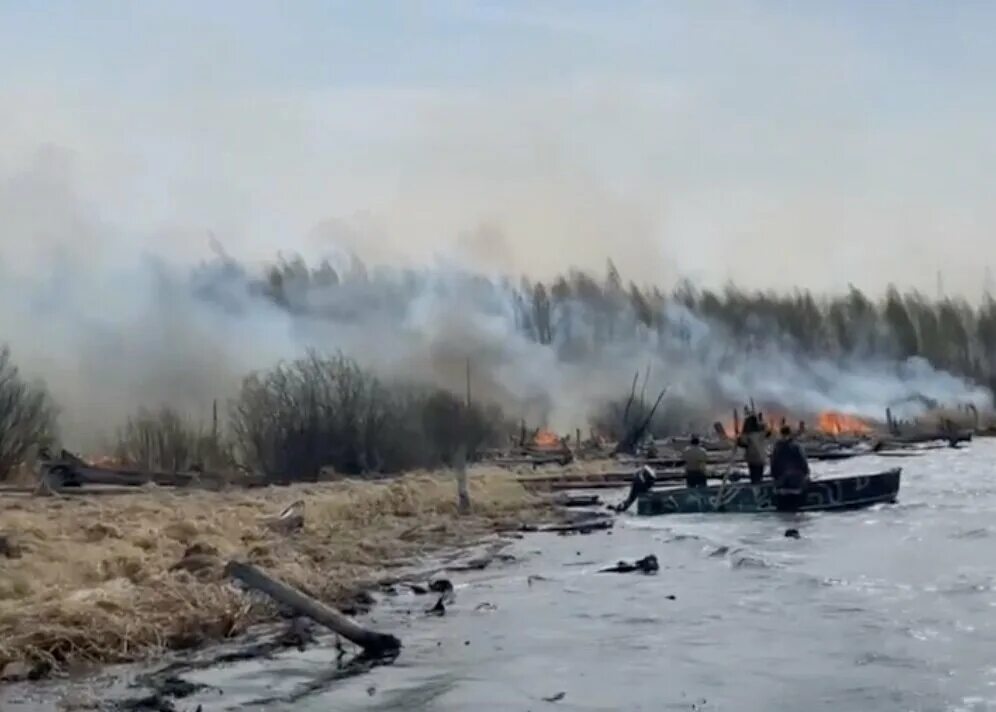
770;424;810;511
682;435;708;488
737;414;769;484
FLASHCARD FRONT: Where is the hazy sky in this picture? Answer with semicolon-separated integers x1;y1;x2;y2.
2;1;995;296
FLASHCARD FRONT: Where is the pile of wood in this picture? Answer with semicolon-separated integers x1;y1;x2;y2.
34;449;242;494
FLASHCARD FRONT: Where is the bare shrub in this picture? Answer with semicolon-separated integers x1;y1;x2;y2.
115;405;228;472
0;345;57;481
591;394;711;441
413;388;511;465
230;351;512;481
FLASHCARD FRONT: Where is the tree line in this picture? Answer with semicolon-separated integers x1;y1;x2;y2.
3;258;994;481
252;256;996;395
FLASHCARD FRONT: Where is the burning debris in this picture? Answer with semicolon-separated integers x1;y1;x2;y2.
531;429;562;450
817;411;872;436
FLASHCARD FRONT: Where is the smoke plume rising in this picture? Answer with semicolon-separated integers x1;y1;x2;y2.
6;249;993;450
0;147;991;451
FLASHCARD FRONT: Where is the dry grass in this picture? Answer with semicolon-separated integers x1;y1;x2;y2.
511;458;622;479
0;468;545;673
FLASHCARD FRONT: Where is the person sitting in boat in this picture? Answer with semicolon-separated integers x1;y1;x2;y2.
682;435;709;488
737;414;769;484
770;424;810;511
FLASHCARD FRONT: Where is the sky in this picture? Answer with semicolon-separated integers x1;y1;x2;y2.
2;0;996;296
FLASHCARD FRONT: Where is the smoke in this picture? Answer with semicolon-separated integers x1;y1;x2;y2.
12;248;993;451
186;259;995;435
0;146;991;451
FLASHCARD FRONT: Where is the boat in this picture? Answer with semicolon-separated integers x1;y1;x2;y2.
635;468;901;515
805;448;863;461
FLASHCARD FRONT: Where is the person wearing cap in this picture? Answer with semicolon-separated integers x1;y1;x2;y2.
770;424;810;511
682;435;709;488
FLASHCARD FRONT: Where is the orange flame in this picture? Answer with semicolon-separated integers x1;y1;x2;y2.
86;454;126;468
817;411;871;435
532;428;561;449
716;420;737;439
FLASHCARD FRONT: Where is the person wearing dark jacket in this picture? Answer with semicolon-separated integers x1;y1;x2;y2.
770;425;810;511
617;465;656;512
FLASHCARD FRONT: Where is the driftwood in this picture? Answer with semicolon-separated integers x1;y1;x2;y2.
264;501;305;534
554;493;601;507
225;561;401;657
599;554;659;574
521;515;614;535
489;452;573;468
37;449;217;492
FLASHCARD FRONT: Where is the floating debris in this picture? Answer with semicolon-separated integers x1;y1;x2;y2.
599;554;659;574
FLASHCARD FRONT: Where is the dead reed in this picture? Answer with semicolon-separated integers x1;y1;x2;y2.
0;469;542;673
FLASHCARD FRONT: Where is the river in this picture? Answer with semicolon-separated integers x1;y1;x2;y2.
6;440;996;711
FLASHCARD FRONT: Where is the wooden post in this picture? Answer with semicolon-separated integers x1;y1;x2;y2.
454;445;470;515
733;409;740;438
225;561;401;656
576;428;582;450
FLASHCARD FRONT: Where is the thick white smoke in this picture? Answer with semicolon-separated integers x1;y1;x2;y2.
0;150;990;449
4;248;992;450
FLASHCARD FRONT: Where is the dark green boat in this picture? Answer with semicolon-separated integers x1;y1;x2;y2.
636;468;902;515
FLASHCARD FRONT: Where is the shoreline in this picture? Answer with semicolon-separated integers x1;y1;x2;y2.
0;468;558;682
0;532;550;712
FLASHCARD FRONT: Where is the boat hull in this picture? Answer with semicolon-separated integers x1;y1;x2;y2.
635;468;901;516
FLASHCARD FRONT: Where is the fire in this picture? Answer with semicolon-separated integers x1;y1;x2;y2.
532;428;562;449
715;419;738;440
86;455;111;466
817;411;871;435
86;454;126;468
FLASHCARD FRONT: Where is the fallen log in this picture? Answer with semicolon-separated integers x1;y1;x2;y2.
39;452;203;490
554;493;601;507
520;516;615;534
490;453;573;468
225;561;401;657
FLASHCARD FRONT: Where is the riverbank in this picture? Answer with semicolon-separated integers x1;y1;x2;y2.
0;469;548;678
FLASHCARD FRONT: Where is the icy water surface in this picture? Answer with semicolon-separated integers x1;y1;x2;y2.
8;441;996;711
